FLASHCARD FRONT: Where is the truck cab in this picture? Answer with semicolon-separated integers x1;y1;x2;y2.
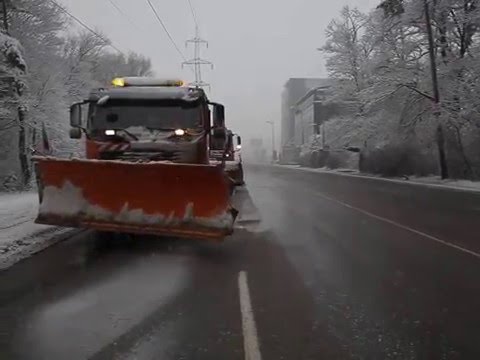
69;77;223;165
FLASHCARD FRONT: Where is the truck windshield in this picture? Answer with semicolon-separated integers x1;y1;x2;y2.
89;101;202;130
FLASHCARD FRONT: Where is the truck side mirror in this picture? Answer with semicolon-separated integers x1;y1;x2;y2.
70;103;82;128
213;104;225;128
237;136;242;145
212;127;227;139
69;127;82;139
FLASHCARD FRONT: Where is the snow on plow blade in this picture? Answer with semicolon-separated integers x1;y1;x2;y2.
34;158;237;240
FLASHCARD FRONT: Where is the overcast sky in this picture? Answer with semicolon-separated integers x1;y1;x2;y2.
60;0;379;145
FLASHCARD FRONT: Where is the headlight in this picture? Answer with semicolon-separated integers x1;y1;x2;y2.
105;129;116;136
174;129;185;136
236;145;242;150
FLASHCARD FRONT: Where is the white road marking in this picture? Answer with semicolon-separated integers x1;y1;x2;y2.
238;271;262;360
313;190;480;260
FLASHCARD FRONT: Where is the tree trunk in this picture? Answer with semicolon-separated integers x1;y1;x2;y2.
17;106;30;188
1;0;8;33
425;0;449;179
437;10;448;62
31;124;37;148
436;123;448;179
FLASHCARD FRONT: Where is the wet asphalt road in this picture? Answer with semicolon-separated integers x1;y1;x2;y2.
1;164;480;359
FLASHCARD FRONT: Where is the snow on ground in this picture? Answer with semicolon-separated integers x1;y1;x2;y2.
279;165;360;175
277;165;480;192
0;192;75;270
406;176;480;191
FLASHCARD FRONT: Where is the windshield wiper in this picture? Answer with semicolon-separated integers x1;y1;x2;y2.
115;129;138;141
146;127;175;131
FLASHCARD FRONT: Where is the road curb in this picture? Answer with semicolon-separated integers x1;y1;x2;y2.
273;164;480;194
0;228;85;271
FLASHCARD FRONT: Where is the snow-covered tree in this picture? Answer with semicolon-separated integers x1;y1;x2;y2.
319;0;480;179
61;31;110;101
0;29;28;189
92;51;153;87
320;6;373;95
0;0;154;190
9;0;69;156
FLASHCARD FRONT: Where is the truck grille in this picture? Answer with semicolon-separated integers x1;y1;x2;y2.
99;150;182;162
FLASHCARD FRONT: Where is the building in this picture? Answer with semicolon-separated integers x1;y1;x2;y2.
293;86;331;147
293;86;359;149
280;78;330;150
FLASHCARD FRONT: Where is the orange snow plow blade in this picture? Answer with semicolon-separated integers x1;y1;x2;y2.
34;158;237;240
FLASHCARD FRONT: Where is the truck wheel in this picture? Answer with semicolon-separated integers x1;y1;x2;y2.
94;230;117;247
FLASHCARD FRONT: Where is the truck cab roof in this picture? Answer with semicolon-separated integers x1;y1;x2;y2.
88;86;208;103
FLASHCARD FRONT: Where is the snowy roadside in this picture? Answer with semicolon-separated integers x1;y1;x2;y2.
0;192;78;270
275;165;480;192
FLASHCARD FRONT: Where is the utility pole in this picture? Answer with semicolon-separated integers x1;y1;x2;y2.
183;26;213;89
424;0;448;179
266;121;276;162
321;123;326;149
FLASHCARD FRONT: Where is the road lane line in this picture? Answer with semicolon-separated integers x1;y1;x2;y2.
238;271;262;360
313;191;480;260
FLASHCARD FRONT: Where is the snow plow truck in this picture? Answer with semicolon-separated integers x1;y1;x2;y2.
33;77;238;240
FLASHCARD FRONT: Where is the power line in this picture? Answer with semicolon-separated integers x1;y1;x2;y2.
106;0;143;32
104;0;194;78
48;0;125;55
145;0;187;62
187;0;198;27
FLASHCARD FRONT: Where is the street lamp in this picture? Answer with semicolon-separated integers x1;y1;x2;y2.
266;121;276;162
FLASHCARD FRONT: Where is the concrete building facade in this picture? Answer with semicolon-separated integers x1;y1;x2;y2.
292;86;359;149
280;78;330;149
293;86;332;147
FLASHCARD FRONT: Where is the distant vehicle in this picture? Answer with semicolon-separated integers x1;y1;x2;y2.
33;77;238;240
224;131;244;186
210;129;245;186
